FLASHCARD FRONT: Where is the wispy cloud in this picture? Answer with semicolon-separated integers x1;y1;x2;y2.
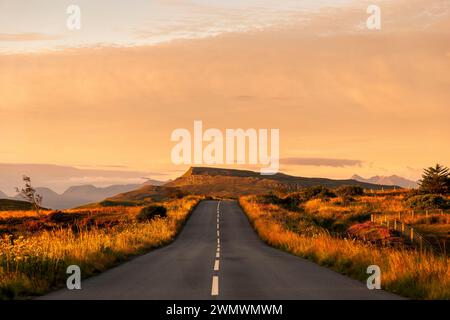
0;33;64;42
281;157;363;167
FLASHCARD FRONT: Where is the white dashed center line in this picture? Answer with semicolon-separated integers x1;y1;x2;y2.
211;276;219;296
211;200;221;297
214;259;220;271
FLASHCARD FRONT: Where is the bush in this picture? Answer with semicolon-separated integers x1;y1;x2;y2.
406;194;450;210
46;211;84;224
282;193;305;210
302;186;336;201
137;205;167;221
99;200;139;207
335;185;364;197
256;194;282;205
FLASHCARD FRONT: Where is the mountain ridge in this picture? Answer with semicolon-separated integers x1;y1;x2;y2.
10;180;167;210
351;174;417;189
108;167;398;204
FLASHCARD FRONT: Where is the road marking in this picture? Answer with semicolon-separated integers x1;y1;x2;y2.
211;201;221;297
211;276;219;296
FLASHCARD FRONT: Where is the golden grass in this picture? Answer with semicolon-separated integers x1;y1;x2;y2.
240;196;450;299
0;196;202;299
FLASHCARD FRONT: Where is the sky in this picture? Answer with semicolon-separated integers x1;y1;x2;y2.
0;0;449;193
0;0;354;53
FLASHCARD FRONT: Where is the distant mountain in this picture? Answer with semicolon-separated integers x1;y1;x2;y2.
105;167;396;204
143;178;168;186
11;180;166;210
0;190;8;199
351;174;417;189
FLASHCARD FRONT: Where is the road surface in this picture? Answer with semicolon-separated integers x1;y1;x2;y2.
42;200;402;300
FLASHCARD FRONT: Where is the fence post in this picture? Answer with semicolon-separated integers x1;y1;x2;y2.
371;214;373;222
384;214;387;223
394;220;397;230
420;237;423;253
411;210;414;219
387;220;390;229
398;212;401;220
401;222;405;234
410;227;414;242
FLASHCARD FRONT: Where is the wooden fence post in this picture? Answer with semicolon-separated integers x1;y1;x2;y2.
401;223;405;234
410;227;414;242
387;220;390;229
394;220;397;230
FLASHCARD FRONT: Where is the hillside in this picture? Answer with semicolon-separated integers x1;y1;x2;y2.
103;167;397;204
0;190;8;199
0;199;36;211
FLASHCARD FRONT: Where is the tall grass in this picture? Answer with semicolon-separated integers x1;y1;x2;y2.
0;196;202;299
240;196;450;299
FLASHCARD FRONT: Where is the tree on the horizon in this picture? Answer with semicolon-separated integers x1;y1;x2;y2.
15;175;43;215
418;164;450;195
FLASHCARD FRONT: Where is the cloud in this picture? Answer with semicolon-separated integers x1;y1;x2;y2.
0;33;63;42
281;157;363;167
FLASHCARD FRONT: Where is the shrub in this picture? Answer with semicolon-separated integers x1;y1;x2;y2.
335;185;364;197
46;211;84;224
281;193;305;210
99;200;139;207
406;194;449;210
137;205;167;221
302;186;336;201
256;194;282;205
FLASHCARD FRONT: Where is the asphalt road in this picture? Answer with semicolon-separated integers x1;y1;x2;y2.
41;200;402;300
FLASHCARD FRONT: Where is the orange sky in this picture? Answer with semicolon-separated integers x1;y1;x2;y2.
0;0;449;185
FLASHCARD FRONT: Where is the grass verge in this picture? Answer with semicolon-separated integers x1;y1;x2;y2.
0;196;202;299
239;196;450;299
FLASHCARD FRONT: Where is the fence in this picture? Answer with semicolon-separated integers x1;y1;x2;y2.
370;212;446;255
372;209;450;223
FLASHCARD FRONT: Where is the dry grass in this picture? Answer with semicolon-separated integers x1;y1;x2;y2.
240;196;450;299
0;196;202;299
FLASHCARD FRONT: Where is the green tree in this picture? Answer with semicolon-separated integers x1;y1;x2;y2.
15;175;43;215
419;164;450;195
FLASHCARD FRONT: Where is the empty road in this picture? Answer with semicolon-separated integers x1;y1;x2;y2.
42;200;401;300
